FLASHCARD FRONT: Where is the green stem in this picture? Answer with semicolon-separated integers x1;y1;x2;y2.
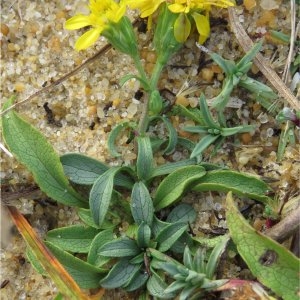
135;56;166;135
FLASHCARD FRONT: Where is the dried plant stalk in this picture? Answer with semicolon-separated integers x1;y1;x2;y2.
228;7;300;111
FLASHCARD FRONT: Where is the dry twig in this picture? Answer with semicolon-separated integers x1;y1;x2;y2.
228;7;300;111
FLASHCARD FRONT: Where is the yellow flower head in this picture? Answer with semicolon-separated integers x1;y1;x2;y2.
65;0;126;50
126;0;235;44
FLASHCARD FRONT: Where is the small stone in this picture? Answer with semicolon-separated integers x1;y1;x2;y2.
244;0;256;11
260;0;279;10
176;95;189;107
14;82;25;92
1;23;9;36
201;68;214;82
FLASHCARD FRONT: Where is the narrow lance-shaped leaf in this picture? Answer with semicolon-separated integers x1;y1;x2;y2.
131;182;154;226
100;259;141;289
87;229;114;266
137;222;151;248
61;153;133;188
190;134;219;158
226;192;300;300
89;167;120;226
98;237;140;257
1;97;87;207
154;165;206;210
193;170;271;203
46;225;100;253
136;136;153;181
157;222;188;252
45;241;105;290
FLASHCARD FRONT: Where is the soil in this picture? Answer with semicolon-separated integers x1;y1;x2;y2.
1;0;299;299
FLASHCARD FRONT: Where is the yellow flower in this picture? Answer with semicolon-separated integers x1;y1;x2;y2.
126;0;235;43
65;0;126;50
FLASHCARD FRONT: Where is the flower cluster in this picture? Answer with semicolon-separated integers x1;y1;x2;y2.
65;0;126;50
65;0;235;50
127;0;235;43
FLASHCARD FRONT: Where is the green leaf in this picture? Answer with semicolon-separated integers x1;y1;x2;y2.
199;94;220;129
124;271;149;292
221;125;254;137
61;153;133;188
174;104;204;124
183;125;210;134
170;232;194;254
149;116;178;155
210;53;237;76
46;225;100;253
193;170;271;203
45;241;105;289
1;97;87;208
107;122;136;157
151;216;170;238
151;158;198;178
190;134;219;158
136;136;153;181
236;41;262;71
167;204;196;224
87;229;114;266
137;222;151;248
89;167;120;226
206;236;229;279
157;222;188;252
193;234;230;249
131;182;154;226
239;77;277;100
98;237;140;257
147;270;175;299
226;192;300;300
100;259;141;288
177;137;196;153
154;165;206;210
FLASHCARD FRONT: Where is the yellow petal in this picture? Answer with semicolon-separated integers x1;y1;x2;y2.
192;12;210;44
174;13;191;43
126;0;164;18
75;28;102;50
106;3;126;22
168;3;186;13
65;15;93;30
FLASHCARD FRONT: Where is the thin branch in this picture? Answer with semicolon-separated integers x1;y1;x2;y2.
228;7;300;111
282;0;296;83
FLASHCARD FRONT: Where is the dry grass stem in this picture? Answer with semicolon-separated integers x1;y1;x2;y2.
228;7;300;111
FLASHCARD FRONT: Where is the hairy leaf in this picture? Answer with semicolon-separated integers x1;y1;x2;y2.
131;182;154;226
136;136;153;181
46;225;100;253
89;167;120;226
157;222;188;252
98;237;140;257
46;242;105;289
1;97;87;207
193;170;271;203
100;259;141;288
154;165;206;210
61;153;133;188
